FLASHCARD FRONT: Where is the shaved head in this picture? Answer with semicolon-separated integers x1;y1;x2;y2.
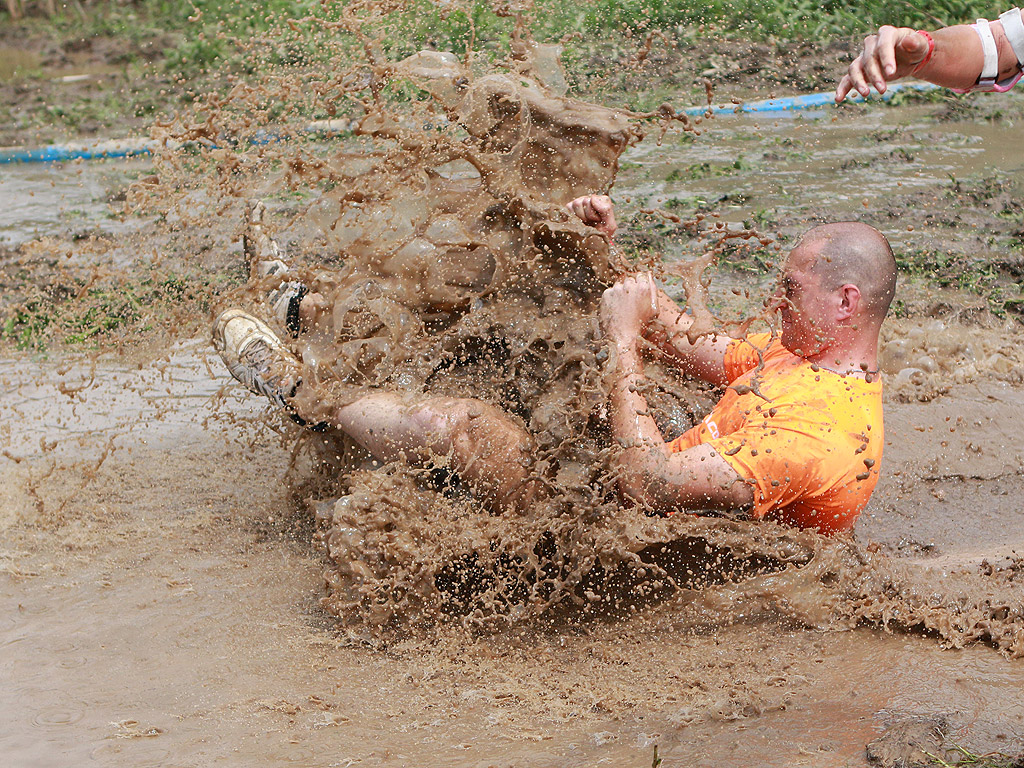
794;222;897;324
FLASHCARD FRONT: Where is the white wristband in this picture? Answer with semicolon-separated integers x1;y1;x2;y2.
1000;8;1024;66
953;11;1024;92
973;18;1000;86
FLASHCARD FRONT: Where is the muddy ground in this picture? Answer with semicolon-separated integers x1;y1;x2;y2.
4;22;1024;768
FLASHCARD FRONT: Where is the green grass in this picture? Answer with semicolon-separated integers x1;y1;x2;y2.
387;0;1009;46
922;744;1024;767
0;272;229;352
40;91;160;132
666;156;751;182
0;0;1011;144
2;0;1010;78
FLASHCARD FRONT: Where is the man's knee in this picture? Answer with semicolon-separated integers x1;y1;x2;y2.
403;396;540;512
408;397;531;465
405;397;469;451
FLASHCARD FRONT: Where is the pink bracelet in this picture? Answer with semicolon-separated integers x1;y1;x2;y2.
911;29;935;74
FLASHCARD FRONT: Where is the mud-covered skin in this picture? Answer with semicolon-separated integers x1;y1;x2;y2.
277;54;772;628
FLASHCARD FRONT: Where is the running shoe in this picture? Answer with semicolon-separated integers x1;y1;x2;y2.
213;308;308;422
267;280;307;338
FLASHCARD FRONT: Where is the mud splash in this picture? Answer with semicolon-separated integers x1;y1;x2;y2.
121;0;1024;664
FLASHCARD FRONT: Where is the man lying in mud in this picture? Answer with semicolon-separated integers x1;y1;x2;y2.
575;197;895;535
214;197;896;536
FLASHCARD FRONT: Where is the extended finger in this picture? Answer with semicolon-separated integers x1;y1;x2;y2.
835;73;854;102
860;36;888;94
876;25;899;76
645;272;657;314
846;56;871;98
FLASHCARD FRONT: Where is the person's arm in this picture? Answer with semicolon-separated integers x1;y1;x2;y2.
600;275;753;514
566;194;732;384
836;14;1024;101
643;288;732;386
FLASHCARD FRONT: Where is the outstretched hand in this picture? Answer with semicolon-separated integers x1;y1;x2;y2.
567;194;617;239
836;26;931;101
599;272;658;345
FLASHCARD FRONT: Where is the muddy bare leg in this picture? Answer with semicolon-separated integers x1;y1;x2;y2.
216;307;539;512
243;200;288;278
327;393;541;513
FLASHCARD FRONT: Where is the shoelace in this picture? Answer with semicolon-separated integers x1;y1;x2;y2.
268;281;307;336
234;339;293;408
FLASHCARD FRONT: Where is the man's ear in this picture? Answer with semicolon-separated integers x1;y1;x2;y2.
837;283;861;321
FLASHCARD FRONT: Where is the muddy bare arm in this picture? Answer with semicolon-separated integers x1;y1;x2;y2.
600;278;752;513
569;197;730;385
644;289;731;386
600;272;730;385
604;334;752;514
836;20;1023;100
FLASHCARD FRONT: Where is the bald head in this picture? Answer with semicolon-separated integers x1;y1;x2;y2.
795;222;896;324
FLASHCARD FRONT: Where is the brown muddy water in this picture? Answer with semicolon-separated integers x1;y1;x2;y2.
6;29;1024;768
4;344;1024;766
0;160;148;248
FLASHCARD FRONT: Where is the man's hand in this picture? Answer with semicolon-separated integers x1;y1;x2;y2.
599;272;658;345
836;26;931;101
567;194;617;239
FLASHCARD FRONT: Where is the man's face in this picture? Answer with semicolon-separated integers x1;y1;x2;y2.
771;242;834;357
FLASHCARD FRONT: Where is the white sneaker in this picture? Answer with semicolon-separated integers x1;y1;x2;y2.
243;201;308;337
213;308;300;412
267;281;307;337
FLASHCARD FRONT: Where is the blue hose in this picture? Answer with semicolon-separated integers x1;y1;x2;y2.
680;81;938;117
0;84;939;164
0;138;158;164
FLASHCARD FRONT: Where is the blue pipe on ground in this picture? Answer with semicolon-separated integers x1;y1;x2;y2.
681;81;937;116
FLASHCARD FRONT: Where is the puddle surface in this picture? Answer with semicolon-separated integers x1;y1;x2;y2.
0;158;150;248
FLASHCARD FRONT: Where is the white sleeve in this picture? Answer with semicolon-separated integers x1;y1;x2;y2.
999;8;1024;65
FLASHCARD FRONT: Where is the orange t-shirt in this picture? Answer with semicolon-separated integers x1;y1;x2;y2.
666;333;883;535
